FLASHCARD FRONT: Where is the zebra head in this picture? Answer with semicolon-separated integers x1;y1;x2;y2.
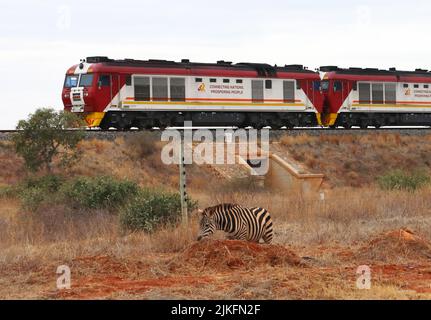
197;208;216;241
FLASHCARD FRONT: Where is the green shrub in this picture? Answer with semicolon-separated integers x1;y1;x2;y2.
20;187;48;210
377;169;430;191
61;176;139;210
17;175;65;209
22;174;65;193
120;189;197;233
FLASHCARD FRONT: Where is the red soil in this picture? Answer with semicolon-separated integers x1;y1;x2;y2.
169;239;302;272
355;228;431;263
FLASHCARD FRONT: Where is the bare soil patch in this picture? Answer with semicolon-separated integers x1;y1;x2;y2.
169;240;302;272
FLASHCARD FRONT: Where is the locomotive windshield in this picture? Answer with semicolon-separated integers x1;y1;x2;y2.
79;74;94;87
321;80;329;91
64;75;78;88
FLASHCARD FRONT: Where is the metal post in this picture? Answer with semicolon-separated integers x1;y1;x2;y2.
179;133;188;224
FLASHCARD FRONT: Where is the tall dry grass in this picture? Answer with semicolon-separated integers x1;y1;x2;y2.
192;185;431;246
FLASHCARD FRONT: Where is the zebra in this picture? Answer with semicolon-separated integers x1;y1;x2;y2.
197;203;274;244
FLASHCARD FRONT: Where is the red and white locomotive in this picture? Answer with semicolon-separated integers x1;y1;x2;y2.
319;66;431;128
62;56;324;129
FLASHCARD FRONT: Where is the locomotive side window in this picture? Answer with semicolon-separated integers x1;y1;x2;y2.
403;84;409;88
98;75;110;87
283;81;295;103
79;74;94;87
236;79;243;84
64;75;78;88
372;83;384;104
126;75;132;86
170;78;186;102
223;79;230;84
358;83;371;104
210;79;217;83
384;83;397;104
251;80;264;103
195;78;203;83
425;85;430;89
333;81;342;92
313;81;321;91
152;77;168;101
265;80;272;89
134;77;150;101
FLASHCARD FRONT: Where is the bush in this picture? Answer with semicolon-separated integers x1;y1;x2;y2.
23;174;65;193
13;175;139;212
18;175;65;210
377;169;430;191
61;176;139;210
120;189;197;233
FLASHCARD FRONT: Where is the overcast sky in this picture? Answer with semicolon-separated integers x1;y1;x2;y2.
1;0;431;129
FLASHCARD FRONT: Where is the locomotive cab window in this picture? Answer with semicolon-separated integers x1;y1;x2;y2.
125;75;132;86
321;80;329;92
134;77;150;101
64;75;78;88
79;74;94;87
98;75;110;87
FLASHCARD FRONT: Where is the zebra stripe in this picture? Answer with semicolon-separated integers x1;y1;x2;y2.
197;203;274;244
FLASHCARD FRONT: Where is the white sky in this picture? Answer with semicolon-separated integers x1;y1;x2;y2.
1;0;431;129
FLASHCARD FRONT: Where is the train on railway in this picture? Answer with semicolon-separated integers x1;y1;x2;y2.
62;57;431;129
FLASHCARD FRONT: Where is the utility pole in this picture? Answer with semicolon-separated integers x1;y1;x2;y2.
179;132;188;224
